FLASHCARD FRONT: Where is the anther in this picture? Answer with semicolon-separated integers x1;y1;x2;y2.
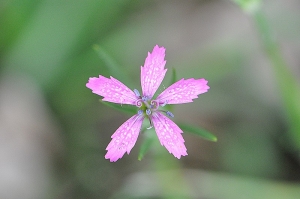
138;110;143;115
146;109;151;115
161;100;168;107
142;96;148;101
134;89;140;97
166;111;174;118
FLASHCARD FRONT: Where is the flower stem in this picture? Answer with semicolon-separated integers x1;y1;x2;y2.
253;10;300;151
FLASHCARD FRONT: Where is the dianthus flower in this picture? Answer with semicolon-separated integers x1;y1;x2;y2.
86;45;209;162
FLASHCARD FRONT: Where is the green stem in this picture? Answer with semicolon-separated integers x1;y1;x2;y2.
253;10;300;150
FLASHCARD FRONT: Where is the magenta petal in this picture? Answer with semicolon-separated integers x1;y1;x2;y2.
86;75;137;105
141;45;167;98
105;114;144;162
152;112;187;159
156;78;209;104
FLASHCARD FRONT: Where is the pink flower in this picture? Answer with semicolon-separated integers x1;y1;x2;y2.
86;45;210;162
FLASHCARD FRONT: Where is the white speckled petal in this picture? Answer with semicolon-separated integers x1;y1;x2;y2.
105;114;144;162
156;78;209;104
86;75;137;105
141;45;167;98
152;112;187;159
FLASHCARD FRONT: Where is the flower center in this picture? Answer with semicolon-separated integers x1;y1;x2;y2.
136;97;159;116
134;89;174;118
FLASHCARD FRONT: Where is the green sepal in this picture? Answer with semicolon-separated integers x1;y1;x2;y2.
178;123;217;142
100;100;137;115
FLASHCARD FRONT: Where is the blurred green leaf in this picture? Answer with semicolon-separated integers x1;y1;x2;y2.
170;67;177;85
178;123;217;142
0;0;41;53
93;44;131;84
2;0;136;89
100;100;137;115
232;0;261;14
164;68;177;112
138;132;156;161
253;10;300;149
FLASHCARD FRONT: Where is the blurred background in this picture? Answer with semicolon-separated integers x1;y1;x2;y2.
0;0;300;198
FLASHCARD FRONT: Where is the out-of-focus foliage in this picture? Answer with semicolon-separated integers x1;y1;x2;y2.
0;0;300;199
232;0;261;13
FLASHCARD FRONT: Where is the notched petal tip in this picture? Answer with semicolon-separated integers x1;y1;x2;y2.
105;115;144;162
105;148;126;162
156;78;210;105
196;78;210;93
86;76;102;90
152;112;188;159
86;75;137;105
152;44;166;55
141;45;167;98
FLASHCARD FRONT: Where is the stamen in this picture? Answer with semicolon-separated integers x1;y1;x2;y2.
133;89;140;97
135;99;143;107
138;110;143;115
142;96;148;101
146;109;151;115
161;100;168;107
150;100;159;110
147;119;153;129
166;111;174;118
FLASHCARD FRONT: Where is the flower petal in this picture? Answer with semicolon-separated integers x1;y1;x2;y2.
156;78;209;104
152;112;187;159
105;114;144;162
141;45;167;98
86;75;137;105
